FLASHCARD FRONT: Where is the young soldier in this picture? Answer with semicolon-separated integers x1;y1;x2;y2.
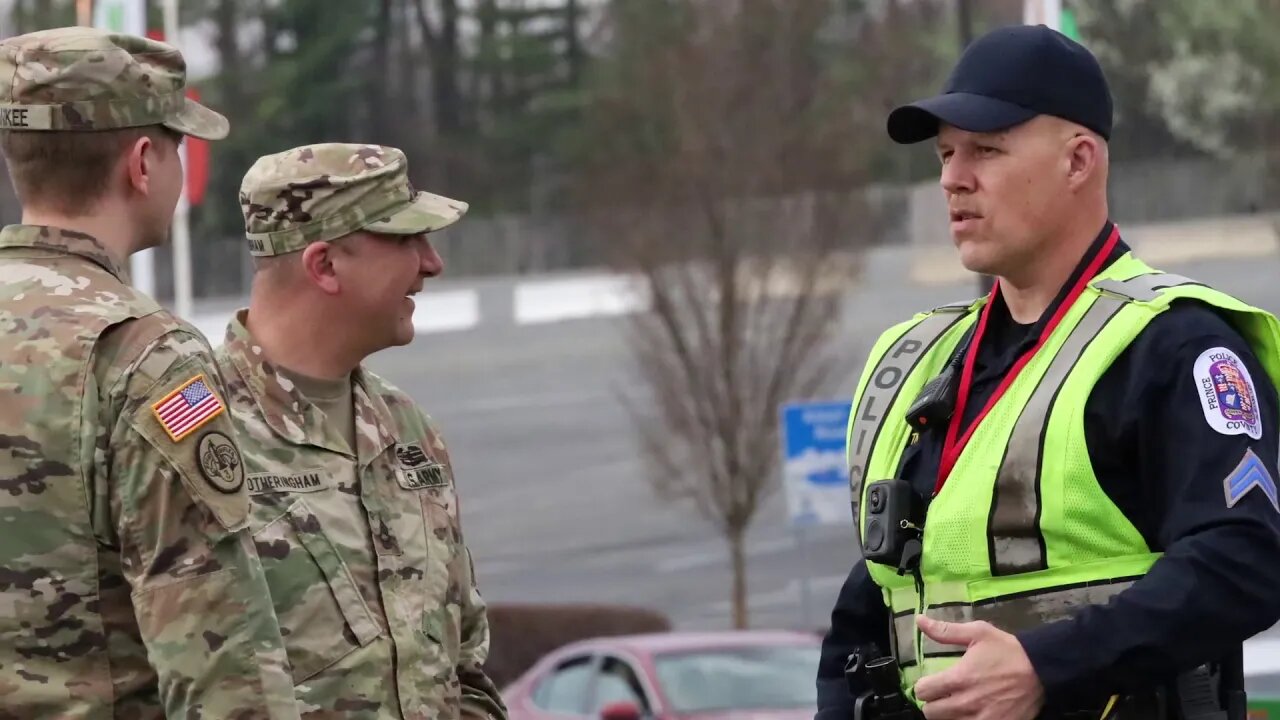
0;27;298;718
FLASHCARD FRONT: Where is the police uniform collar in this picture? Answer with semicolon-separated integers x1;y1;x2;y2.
0;224;129;281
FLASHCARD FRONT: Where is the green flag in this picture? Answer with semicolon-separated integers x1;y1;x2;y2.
1061;8;1081;41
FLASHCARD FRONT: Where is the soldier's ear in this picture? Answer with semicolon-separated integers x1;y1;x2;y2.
301;241;341;295
124;135;152;197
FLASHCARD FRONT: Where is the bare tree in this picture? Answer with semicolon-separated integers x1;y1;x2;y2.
575;0;876;629
411;0;463;139
368;0;395;142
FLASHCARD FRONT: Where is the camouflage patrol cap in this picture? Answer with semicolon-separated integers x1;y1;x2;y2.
0;26;228;139
239;143;468;257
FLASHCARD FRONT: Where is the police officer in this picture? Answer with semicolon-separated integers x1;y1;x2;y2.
817;25;1280;720
0;28;299;718
214;143;508;719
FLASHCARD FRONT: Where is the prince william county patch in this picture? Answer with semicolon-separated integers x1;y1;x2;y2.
1195;347;1262;440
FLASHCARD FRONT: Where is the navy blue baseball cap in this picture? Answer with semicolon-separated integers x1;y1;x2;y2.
887;24;1112;144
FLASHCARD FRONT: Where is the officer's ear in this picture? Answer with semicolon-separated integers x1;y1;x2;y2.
1064;131;1106;192
300;241;342;295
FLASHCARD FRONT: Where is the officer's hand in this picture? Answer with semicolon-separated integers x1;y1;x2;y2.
913;616;1044;720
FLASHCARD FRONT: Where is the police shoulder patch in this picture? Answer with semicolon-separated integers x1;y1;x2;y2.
1194;346;1263;440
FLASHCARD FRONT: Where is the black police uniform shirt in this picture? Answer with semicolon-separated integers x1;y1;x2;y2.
817;221;1280;716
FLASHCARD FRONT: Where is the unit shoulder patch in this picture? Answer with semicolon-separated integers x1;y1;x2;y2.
393;441;448;490
196;431;244;494
1194;346;1263;440
395;443;431;468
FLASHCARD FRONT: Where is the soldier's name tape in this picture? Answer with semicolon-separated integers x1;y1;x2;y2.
247;470;330;496
0;105;47;129
0;92;185;132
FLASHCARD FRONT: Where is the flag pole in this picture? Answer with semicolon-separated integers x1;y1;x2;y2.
161;0;194;323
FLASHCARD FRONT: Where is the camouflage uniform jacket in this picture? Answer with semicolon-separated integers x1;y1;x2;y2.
0;226;299;719
215;311;507;720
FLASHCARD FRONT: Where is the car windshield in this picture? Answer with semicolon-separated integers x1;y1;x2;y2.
653;644;820;713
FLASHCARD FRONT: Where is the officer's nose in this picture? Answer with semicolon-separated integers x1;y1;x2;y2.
418;236;444;278
940;154;976;196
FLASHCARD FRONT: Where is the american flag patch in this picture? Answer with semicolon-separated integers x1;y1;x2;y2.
151;375;226;442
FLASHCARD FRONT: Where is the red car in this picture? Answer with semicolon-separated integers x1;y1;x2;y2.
501;630;822;720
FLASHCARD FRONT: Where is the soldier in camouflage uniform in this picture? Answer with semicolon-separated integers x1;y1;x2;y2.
0;28;300;719
216;142;508;719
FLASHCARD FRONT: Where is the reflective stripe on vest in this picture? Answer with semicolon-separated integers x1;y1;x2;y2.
848;302;972;516
989;294;1124;574
983;269;1192;571
1094;272;1198;302
891;609;917;668
913;271;1195;662
919;576;1139;657
989;272;1199;575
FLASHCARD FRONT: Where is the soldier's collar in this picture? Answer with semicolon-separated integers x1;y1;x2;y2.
0;224;130;281
223;310;397;462
222;311;336;451
351;370;398;468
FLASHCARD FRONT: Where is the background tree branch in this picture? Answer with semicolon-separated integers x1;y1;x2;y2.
574;0;875;628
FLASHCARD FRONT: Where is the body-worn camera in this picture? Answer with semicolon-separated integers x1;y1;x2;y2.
861;479;923;575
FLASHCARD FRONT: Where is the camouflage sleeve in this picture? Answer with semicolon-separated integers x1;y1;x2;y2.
457;545;508;720
427;413;508;720
91;322;300;719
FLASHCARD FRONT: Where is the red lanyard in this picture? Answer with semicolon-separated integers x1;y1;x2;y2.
935;226;1121;494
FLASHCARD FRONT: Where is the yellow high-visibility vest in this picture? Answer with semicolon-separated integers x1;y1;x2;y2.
847;252;1280;701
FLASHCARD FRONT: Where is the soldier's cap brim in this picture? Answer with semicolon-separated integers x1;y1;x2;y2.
162;96;229;141
363;190;469;235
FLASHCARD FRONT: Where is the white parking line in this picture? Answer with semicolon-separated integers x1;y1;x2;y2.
514;274;650;324
656;536;799;573
413;289;480;333
187;289;481;343
701;574;848;613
